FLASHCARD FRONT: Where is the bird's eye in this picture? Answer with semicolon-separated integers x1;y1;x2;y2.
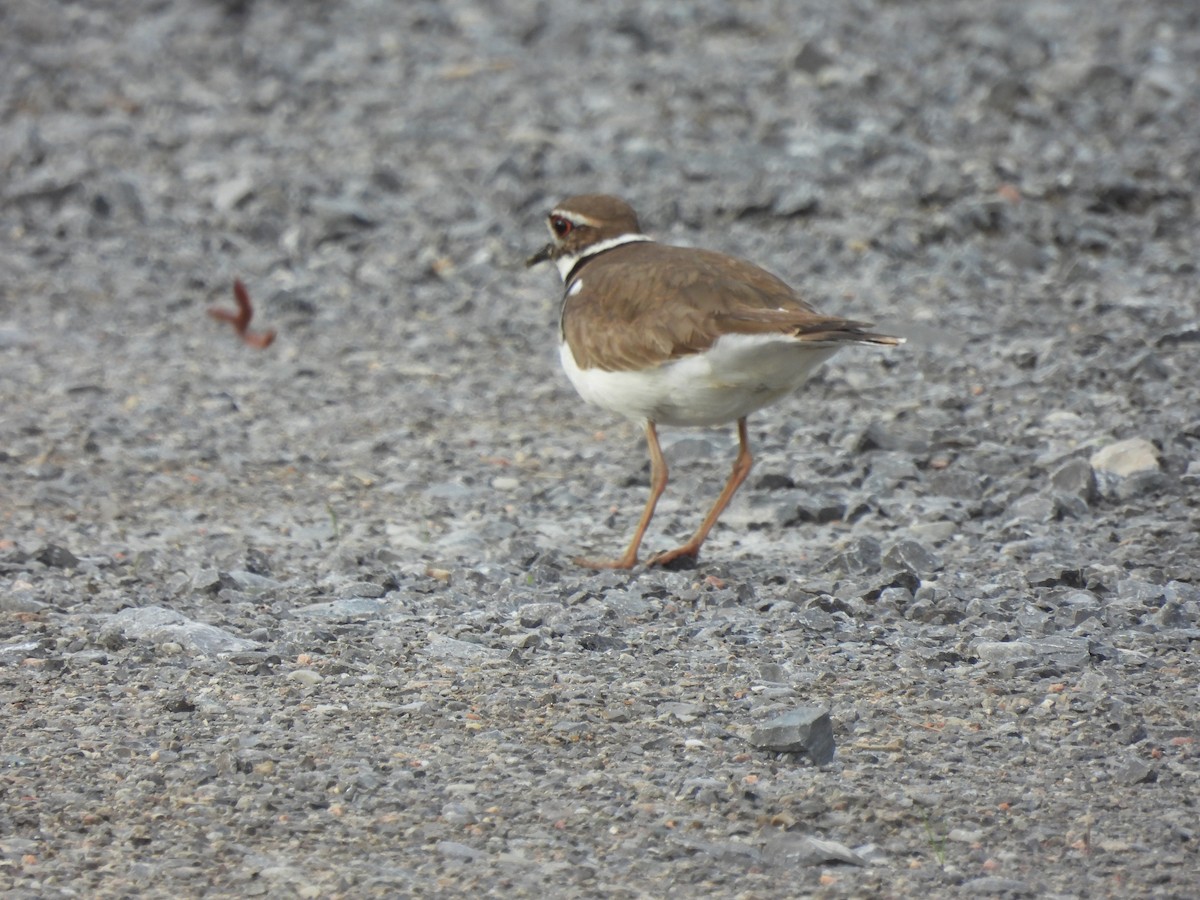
550;215;573;237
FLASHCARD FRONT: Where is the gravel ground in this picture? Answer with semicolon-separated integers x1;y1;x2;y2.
2;0;1199;897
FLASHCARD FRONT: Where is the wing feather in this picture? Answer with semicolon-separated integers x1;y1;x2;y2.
562;243;900;372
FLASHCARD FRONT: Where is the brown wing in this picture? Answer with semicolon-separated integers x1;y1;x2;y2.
562;243;900;372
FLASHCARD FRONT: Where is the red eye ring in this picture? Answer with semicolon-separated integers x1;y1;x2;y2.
550;214;573;237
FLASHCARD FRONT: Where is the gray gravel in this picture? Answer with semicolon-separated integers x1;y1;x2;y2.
2;0;1199;897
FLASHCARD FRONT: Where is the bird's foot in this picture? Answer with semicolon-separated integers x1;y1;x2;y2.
646;545;702;570
573;552;640;571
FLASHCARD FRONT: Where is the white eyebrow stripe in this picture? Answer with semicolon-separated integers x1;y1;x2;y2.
552;210;594;227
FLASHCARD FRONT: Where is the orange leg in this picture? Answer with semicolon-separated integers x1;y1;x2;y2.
575;420;668;570
649;417;753;568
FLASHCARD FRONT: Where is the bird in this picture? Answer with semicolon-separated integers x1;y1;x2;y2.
526;194;902;569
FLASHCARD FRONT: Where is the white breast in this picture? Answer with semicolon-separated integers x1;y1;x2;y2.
559;333;840;427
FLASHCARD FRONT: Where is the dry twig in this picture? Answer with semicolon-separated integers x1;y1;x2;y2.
208;279;276;348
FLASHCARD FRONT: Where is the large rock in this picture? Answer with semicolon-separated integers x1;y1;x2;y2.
748;707;835;764
1089;438;1163;499
105;606;261;656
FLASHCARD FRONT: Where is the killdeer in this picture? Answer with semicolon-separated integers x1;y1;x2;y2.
527;194;902;569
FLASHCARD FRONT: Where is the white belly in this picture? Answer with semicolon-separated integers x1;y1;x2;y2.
559;333;839;427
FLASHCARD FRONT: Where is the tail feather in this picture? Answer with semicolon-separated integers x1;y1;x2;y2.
799;328;905;346
715;308;904;346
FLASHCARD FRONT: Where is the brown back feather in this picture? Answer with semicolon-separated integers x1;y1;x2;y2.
562;242;900;371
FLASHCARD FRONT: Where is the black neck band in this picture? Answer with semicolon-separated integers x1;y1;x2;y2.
563;239;649;287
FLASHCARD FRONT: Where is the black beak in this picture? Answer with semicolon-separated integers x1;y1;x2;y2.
526;243;554;268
